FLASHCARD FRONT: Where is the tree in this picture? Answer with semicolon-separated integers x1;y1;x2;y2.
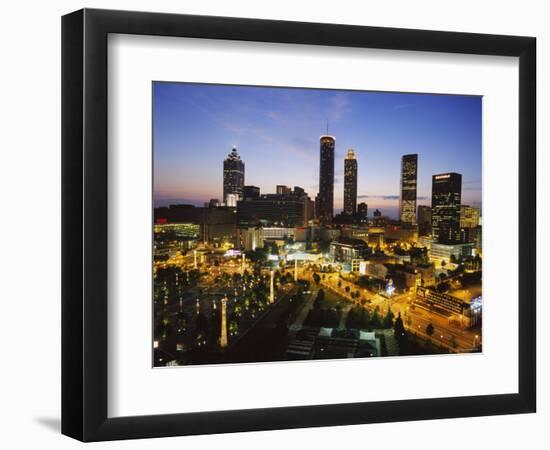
426;322;435;337
371;307;382;328
383;308;394;328
313;273;321;285
393;312;408;354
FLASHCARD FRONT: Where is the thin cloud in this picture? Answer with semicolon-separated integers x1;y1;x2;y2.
357;194;430;201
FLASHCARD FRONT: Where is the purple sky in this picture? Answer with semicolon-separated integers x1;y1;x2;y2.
153;82;482;218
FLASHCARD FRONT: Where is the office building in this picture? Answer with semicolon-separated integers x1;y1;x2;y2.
317;135;335;224
343;149;358;216
399;154;418;225
276;185;292;195
417;205;432;236
431;172;462;244
329;237;371;267
236;226;264;251
429;242;474;264
237;187;313;227
460;205;481;228
242;185;260;200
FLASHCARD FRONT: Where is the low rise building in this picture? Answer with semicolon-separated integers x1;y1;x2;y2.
429;242;474;264
236;226;264;251
329;237;371;268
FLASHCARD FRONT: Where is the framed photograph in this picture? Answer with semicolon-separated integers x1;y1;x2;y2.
62;8;536;441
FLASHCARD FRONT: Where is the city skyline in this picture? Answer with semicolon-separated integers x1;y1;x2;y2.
153;83;482;218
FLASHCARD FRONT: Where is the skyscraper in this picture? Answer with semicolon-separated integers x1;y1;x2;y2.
343;149;358;216
399;154;418;225
317;135;335;225
431;172;462;244
223;147;245;206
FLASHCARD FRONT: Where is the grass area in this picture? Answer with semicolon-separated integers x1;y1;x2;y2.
315;288;348;309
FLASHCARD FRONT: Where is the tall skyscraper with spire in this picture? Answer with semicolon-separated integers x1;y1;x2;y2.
223;147;245;207
317;135;335;224
343;149;358;216
399;154;418;225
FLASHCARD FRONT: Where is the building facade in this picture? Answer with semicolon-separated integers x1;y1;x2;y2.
236;226;264;251
399;154;418;225
223;147;245;205
329;237;371;267
357;202;368;224
343;149;358;216
242;185;260;200
460;204;481;228
417;205;432;236
237;187;313;227
317;135;336;224
431;172;462;244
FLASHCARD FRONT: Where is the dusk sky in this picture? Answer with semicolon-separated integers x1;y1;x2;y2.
153;82;482;219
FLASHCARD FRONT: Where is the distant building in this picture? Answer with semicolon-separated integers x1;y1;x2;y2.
262;227;295;241
384;223;418;244
242;185;260;200
341;225;369;243
417;205;432;236
154;204;203;223
330;237;371;267
357;202;368;224
431;172;462;244
460;205;481;228
460;225;482;251
201;206;237;247
223;147;245;205
399;154;418;225
429;242;473;264
276;185;292;195
416;287;481;328
343;149;358;216
371;209;389;227
415;264;436;287
237;187;313;227
317;135;336;224
236;226;264;251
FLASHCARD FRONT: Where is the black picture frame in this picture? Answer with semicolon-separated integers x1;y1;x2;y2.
62;8;536;442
